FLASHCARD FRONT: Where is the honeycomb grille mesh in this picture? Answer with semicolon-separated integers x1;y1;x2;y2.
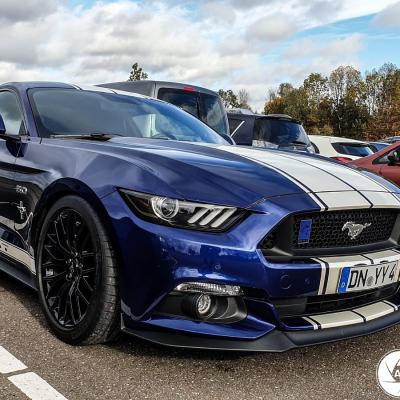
293;209;397;249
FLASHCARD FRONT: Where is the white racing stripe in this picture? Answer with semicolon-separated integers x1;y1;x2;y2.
282;152;388;192
303;316;319;330
384;300;399;311
216;145;400;210
216;146;327;209
354;302;394;321
9;372;67;400
218;146;352;192
303;301;398;330
0;239;35;274
363;191;400;208
317;191;371;210
309;311;364;329
0;346;27;374
317;262;327;295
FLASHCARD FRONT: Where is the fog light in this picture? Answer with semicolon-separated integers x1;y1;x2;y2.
196;294;212;316
182;293;215;319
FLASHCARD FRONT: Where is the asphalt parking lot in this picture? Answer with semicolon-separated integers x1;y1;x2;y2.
0;270;396;400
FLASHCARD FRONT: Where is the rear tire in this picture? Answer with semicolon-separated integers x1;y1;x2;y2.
36;195;120;345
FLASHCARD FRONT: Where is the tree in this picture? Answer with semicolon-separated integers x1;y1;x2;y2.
302;73;331;134
237;89;251;110
366;63;400;139
364;69;382;115
278;83;294;97
218;89;240;109
327;66;369;139
262;62;400;140
128;62;148;81
264;96;286;114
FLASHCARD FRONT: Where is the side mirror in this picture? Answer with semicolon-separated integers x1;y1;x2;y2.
388;150;400;165
0;114;5;134
0;113;21;142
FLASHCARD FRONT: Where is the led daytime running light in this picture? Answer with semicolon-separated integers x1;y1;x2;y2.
175;282;243;296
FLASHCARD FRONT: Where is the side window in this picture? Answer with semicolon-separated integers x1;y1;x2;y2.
0;91;25;136
228;118;243;135
376;146;400;164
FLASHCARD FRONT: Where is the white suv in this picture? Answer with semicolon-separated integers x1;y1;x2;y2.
309;135;374;162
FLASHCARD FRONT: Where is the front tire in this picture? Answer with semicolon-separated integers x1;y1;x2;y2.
36;195;120;345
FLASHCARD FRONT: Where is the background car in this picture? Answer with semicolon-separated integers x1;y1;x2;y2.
228;112;314;153
384;136;400;144
350;142;400;186
98;80;232;141
309;135;374;162
369;141;390;152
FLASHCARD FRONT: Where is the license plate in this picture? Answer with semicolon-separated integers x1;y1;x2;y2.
338;261;399;293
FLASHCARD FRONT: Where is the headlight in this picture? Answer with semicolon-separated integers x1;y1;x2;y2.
120;189;247;232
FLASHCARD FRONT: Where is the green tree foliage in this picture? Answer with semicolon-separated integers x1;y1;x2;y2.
263;63;400;140
128;62;148;81
218;88;251;110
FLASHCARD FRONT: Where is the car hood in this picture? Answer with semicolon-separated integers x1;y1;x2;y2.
64;137;400;210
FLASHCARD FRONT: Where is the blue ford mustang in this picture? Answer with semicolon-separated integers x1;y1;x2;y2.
1;82;400;351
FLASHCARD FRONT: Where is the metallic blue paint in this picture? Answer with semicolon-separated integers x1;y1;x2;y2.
0;82;399;350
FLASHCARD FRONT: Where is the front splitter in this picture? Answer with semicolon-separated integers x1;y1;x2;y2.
123;310;400;352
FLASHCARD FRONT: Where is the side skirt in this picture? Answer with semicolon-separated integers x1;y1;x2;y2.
0;256;37;290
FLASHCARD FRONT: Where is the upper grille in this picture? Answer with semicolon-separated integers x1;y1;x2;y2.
293;208;397;250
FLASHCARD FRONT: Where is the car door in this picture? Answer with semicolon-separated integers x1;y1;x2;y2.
0;90;31;274
373;145;400;186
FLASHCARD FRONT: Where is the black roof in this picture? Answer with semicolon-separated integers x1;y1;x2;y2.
98;80;218;96
227;112;300;124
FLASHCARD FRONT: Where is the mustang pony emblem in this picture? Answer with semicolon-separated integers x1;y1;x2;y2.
342;221;371;240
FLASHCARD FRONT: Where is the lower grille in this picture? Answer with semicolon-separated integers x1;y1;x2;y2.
273;283;399;318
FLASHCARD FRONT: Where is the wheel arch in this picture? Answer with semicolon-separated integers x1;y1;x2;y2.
31;178;121;266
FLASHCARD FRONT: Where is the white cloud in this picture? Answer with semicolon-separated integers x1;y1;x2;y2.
283;34;364;61
246;14;297;43
0;0;57;21
0;0;396;111
373;1;400;27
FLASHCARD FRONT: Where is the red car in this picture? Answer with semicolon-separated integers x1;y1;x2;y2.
350;142;400;186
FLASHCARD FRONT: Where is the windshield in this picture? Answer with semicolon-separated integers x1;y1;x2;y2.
253;118;311;148
332;143;374;157
157;88;229;136
371;142;389;152
29;88;228;145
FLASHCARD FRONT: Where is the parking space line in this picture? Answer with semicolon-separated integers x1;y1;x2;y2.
0;345;27;374
9;372;68;400
0;345;68;400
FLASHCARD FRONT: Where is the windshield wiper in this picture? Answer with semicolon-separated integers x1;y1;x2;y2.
288;140;308;146
50;133;124;141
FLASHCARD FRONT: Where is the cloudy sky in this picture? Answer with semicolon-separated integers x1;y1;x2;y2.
1;0;400;109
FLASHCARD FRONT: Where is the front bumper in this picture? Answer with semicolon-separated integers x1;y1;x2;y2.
102;190;400;351
122;307;400;352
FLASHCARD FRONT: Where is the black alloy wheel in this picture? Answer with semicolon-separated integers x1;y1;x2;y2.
41;208;95;327
36;195;120;345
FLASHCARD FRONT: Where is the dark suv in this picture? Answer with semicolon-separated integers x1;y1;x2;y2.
228;112;314;153
99;80;230;139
